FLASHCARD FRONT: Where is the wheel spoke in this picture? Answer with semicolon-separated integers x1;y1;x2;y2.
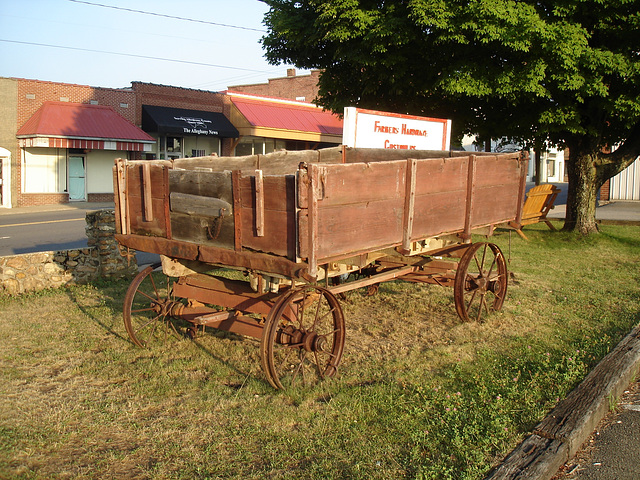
136;289;159;303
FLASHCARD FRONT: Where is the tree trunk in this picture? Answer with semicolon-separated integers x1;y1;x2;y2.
534;146;543;186
563;146;599;234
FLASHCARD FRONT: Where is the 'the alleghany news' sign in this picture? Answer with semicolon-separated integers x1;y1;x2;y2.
343;107;451;151
174;115;219;136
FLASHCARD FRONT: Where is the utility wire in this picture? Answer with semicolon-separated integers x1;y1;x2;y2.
0;39;275;73
67;0;267;32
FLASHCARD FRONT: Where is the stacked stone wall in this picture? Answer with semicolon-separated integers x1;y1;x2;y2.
0;209;137;295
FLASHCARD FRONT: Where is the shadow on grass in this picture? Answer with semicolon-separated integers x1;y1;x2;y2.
67;276;267;387
65;277;131;344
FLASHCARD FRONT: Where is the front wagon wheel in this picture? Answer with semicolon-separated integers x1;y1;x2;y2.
260;286;346;389
454;242;508;322
123;264;186;347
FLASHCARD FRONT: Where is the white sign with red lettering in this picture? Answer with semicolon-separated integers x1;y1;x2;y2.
343;107;451;151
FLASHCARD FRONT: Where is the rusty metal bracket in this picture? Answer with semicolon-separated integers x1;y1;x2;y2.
205;209;226;240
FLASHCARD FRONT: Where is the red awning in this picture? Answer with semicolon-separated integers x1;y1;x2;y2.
227;93;343;135
17;101;155;151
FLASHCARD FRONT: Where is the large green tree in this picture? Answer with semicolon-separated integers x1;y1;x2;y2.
261;0;640;233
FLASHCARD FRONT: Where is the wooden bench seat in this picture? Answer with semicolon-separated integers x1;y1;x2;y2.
511;184;561;239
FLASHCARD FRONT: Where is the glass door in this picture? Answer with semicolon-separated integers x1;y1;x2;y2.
68;156;86;201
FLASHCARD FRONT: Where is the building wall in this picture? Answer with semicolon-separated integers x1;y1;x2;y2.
14;79;137;206
131;82;235;156
229;69;321;103
0;78;18;206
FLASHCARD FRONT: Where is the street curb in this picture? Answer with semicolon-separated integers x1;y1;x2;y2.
485;323;640;480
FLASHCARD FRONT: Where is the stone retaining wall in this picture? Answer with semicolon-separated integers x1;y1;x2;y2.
0;209;137;295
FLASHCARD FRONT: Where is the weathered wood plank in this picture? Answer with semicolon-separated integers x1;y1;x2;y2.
402;159;417;252
257;149;319;174
232;170;242;252
484;434;567;480
414;156;469;195
343;147;455;163
239;207;297;258
254;170;264;237
170;192;232;217
411;191;468;239
169;211;235;249
237;175;294;211
315;198;405;260
168;170;233;201
125;163;169;237
142;162;154;222
315;161;406;207
172;155;258;171
474;154;522;187
471;184;522;227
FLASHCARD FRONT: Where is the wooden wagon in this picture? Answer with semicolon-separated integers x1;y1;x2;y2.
113;146;527;389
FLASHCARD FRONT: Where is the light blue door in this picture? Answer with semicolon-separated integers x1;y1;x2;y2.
68;156;86;201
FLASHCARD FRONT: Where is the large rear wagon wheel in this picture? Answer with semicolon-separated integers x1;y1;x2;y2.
123;264;186;348
260;285;346;389
454;242;508;322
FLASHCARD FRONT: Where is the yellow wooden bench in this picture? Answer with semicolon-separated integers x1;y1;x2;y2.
511;184;561;239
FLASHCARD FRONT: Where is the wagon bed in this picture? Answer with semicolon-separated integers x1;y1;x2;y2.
113;146;527;388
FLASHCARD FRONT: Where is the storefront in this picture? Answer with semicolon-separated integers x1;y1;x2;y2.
141;105;239;160
226;92;343;154
17;101;155;202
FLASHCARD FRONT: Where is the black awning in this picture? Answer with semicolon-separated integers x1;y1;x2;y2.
142;105;239;138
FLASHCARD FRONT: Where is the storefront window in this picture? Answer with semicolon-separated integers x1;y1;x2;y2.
167;137;182;153
235;138;286;156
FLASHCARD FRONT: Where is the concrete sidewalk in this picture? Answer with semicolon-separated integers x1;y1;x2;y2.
0;202;115;216
547;201;640;225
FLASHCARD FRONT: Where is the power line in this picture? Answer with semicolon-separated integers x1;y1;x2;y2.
67;0;267;33
0;39;275;73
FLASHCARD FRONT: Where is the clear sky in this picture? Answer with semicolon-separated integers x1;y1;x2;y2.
0;0;300;91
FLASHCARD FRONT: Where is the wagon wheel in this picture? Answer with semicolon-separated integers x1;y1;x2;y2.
260;285;346;389
123;263;187;347
454;242;508;322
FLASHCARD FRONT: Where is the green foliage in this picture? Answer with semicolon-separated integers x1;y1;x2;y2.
263;0;639;146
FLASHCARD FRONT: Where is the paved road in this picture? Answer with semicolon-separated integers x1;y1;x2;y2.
0;203;159;266
0;209;90;255
554;380;640;479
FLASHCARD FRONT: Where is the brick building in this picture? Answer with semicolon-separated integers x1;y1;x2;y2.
228;69;321;103
131;82;238;160
0;74;342;208
2;77;153;207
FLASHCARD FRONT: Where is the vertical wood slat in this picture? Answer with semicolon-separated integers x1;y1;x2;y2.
162;165;172;240
401;158;418;253
307;164;320;279
514;154;527;228
254;170;265;237
142;162;154;222
114;159;128;235
463;155;477;239
232;170;243;252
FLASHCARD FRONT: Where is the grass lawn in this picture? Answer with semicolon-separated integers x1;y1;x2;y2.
1;222;639;479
